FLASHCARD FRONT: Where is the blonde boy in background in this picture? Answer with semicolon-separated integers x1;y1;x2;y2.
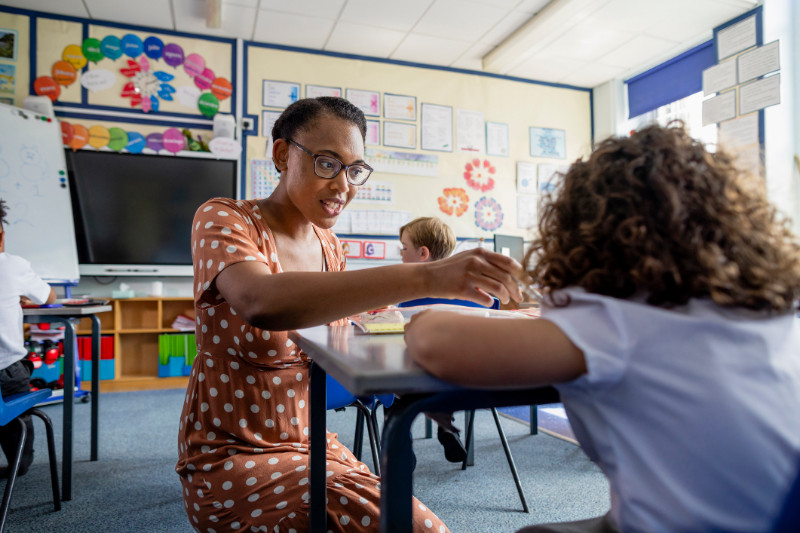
398;216;468;463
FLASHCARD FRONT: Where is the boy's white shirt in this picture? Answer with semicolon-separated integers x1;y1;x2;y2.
546;287;800;532
0;251;53;369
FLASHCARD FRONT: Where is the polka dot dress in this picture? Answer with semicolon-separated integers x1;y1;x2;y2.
177;198;449;533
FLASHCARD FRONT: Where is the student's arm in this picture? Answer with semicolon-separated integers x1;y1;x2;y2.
44;286;57;304
215;248;526;331
404;311;587;389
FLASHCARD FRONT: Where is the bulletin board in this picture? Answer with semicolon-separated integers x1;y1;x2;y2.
244;45;592;239
33;18;233;116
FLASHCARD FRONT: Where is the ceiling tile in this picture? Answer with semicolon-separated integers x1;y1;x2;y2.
478;9;533;46
540;23;636;63
257;0;345;20
1;0;88;18
643;0;753;42
583;0;675;33
85;0;173;30
173;0;255;39
514;0;555;14
224;0;259;7
253;11;335;49
391;34;472;66
450;42;494;71
339;0;434;32
558;62;626;87
471;0;519;8
325;21;406;58
413;0;508;41
599;34;679;68
506;54;588;82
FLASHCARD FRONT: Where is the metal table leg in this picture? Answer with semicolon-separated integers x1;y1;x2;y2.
309;362;328;531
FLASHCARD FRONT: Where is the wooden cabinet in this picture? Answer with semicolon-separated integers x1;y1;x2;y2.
75;297;194;391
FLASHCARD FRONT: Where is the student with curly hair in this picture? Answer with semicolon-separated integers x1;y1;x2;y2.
176;97;525;532
405;123;800;532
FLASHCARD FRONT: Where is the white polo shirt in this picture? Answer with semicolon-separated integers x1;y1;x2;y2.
0;252;52;370
545;288;800;533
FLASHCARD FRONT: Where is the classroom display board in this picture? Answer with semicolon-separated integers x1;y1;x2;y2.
245;46;592;239
0;103;79;282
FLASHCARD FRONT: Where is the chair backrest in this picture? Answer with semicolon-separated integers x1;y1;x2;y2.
772;461;800;532
326;374;357;410
398;297;500;310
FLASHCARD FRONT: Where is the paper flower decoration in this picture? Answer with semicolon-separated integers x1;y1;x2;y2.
438;187;470;217
464;158;496;192
120;56;175;113
474;196;503;231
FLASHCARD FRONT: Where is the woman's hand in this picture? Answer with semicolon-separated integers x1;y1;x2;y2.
422;248;530;307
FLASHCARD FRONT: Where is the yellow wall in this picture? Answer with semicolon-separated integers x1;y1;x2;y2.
246;46;592;239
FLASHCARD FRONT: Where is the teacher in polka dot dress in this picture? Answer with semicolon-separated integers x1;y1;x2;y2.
176;96;527;532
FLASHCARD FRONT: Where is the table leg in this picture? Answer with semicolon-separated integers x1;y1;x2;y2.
380;396;423;533
60;318;75;502
90;315;100;461
309;362;327;531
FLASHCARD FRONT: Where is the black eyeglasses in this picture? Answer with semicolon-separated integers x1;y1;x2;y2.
287;139;373;186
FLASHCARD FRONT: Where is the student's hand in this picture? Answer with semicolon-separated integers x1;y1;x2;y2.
20;296;33;306
422;248;530;306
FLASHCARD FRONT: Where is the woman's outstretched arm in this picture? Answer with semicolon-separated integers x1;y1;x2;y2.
216;247;528;331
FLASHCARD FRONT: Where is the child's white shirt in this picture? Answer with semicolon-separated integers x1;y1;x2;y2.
544;287;800;533
0;252;52;370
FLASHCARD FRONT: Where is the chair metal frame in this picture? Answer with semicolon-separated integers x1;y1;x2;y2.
0;388;61;532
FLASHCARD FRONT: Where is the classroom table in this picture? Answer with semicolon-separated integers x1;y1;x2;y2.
23;305;111;501
289;324;559;533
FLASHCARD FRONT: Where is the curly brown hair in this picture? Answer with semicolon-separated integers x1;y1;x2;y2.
526;122;800;312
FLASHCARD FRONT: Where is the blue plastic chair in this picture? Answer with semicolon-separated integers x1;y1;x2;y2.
326;375;394;476
0;386;60;532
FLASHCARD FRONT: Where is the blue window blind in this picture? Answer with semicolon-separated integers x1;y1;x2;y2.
625;41;716;118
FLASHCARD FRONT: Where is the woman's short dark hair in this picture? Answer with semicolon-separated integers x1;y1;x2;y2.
271;97;367;142
527;122;800;312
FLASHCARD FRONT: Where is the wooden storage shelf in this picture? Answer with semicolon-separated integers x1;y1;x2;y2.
72;297;195;391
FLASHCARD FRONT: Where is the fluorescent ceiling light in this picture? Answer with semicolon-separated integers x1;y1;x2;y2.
206;0;222;29
482;0;602;74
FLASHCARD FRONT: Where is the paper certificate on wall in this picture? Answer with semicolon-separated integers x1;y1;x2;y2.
366;120;380;146
384;93;416;120
346;88;380;116
306;84;341;98
716;14;757;61
456;109;485;153
718;113;759;149
516;162;537;194
486;122;509;157
529;127;566;159
421;103;453;152
702;60;737;96
263;80;300;108
262;110;282;139
702;90;736;125
737;41;780;84
739;73;780;116
383;121;416;149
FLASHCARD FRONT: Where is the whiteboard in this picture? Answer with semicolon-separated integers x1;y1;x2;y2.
0;103;80;283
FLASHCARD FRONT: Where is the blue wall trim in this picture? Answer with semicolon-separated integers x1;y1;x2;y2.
54;110;214;130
